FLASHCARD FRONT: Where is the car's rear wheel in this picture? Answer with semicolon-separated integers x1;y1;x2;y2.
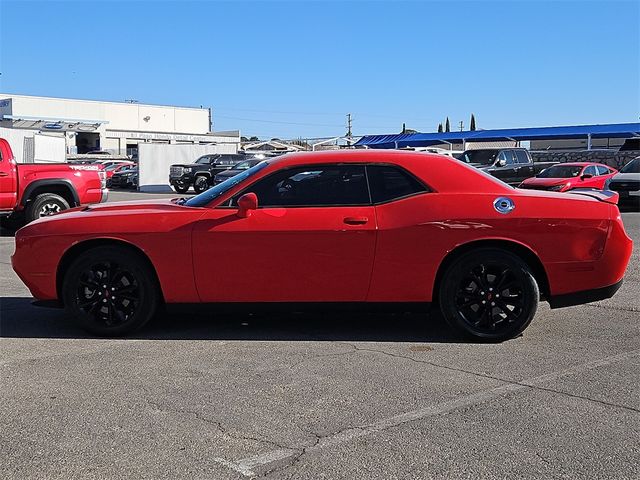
62;246;159;336
26;193;70;223
438;248;539;341
173;184;189;194
193;175;209;193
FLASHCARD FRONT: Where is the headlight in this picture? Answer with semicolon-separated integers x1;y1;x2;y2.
183;167;192;173
549;184;569;191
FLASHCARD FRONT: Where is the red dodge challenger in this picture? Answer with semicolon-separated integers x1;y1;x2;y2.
12;150;633;341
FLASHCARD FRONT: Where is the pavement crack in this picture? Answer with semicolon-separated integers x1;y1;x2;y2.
144;400;293;452
585;303;640;313
335;341;640;414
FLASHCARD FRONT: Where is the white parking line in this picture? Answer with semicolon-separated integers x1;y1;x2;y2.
214;348;640;477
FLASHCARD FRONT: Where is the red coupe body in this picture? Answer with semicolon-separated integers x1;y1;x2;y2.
519;162;618;192
11;150;632;338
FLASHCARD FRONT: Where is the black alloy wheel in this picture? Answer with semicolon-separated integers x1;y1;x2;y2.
439;248;539;341
63;246;159;336
173;184;189;194
193;176;209;193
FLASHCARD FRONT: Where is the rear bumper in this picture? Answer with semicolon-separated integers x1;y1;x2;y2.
548;279;623;309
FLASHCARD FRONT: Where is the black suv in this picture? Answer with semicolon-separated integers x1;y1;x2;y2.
170;154;255;193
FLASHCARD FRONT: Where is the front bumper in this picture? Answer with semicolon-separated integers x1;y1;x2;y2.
170;174;194;187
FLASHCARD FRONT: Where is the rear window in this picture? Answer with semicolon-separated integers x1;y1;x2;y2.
367;165;427;203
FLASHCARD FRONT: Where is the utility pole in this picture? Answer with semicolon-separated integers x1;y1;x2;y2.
346;113;353;147
459;120;464;132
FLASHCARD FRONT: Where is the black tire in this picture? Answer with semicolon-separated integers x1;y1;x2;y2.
193;175;210;193
62;246;159;336
438;248;539;342
173;184;189;194
25;193;70;223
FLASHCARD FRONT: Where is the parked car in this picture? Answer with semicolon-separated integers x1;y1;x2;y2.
109;166;138;189
213;158;263;185
458;148;557;185
170;153;254;193
12;151;632;341
518;162;618;192
104;162;136;183
0;137;107;224
605;157;640;207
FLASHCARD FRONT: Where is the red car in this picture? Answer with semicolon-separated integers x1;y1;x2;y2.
104;161;136;180
12;151;632;341
519;162;618;192
0;138;107;224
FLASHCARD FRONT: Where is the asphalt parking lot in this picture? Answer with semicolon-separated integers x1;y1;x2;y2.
1;192;639;479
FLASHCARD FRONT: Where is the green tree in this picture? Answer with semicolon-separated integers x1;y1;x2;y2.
445;117;450;132
437;123;443;133
470;114;476;131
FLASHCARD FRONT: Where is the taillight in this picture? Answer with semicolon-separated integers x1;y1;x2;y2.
98;170;106;188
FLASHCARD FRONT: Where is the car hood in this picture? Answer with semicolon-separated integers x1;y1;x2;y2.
171;163;202;168
610;172;640;181
216;169;241;177
18;197;203;236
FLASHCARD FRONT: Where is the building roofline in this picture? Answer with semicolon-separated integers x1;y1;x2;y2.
0;92;209;112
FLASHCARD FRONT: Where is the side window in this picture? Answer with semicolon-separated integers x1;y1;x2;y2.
497;151;515;166
241;165;369;207
596;165;609;175
367;165;427;204
514;150;530;164
584;166;598;176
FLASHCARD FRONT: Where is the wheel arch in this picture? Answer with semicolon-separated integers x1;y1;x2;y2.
432;238;550;302
56;238;165;306
21;180;80;208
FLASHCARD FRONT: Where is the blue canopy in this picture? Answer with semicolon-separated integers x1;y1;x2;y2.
355;123;640;149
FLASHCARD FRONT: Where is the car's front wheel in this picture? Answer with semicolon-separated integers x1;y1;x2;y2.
193;176;210;193
438;248;539;342
62;246;159;336
173;184;189;194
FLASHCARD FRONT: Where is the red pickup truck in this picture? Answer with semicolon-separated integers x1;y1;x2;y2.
0;138;108;224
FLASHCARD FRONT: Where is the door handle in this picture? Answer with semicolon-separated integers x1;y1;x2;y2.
343;216;368;225
0;172;8;177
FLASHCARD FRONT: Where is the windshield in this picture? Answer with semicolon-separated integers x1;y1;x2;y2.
459;150;498;166
185;161;269;207
620;158;640;174
537;165;583;178
195;156;213;165
232;160;254;170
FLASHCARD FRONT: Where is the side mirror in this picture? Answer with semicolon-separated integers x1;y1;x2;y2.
581;173;593;180
237;192;258;218
496;159;507;167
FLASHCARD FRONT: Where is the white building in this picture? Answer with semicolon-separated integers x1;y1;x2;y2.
0;94;240;161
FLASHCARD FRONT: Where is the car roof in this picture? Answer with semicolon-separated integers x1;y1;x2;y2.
256;149;511;194
557;162;607;167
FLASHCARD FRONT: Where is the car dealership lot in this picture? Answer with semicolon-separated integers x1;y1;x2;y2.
1;192;639;479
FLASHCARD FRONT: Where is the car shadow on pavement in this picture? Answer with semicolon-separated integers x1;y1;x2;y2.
0;297;462;343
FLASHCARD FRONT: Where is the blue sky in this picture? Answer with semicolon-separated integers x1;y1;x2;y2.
1;0;638;139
